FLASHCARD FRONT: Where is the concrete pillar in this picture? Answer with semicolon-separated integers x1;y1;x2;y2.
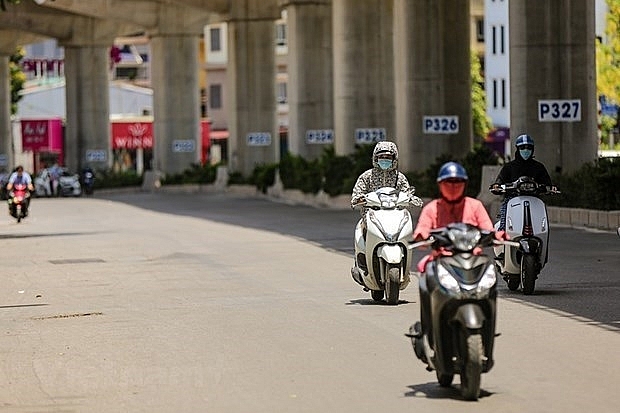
333;0;394;156
394;0;471;173
150;34;202;175
0;54;11;171
285;0;333;160
63;45;111;173
227;0;280;175
510;0;597;174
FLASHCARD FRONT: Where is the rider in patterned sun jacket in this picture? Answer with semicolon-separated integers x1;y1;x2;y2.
351;141;411;236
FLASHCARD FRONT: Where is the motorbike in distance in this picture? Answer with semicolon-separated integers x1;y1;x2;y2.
406;223;519;400
81;168;95;195
7;183;30;223
351;186;424;305
490;176;560;295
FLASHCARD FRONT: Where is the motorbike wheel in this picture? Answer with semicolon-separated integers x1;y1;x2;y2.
521;255;537;295
460;333;483;401
371;290;384;302
385;265;400;305
507;275;520;291
437;371;454;387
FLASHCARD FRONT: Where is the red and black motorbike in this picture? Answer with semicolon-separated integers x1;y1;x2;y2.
8;183;30;223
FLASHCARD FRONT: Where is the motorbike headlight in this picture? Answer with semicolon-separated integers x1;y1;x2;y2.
437;265;460;294
476;264;497;294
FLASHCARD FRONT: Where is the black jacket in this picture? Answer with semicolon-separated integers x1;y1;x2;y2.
494;153;553;187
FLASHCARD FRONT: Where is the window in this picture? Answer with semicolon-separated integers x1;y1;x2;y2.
276;23;287;47
210;27;221;52
500;25;505;54
209;84;222;109
492;26;497;54
277;81;287;104
501;79;506;108
476;18;484;42
492;79;498;109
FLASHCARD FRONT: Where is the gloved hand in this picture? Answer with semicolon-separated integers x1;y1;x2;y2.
494;230;508;240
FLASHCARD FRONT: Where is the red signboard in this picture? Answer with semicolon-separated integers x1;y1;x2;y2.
111;122;154;149
21;119;63;152
111;119;211;151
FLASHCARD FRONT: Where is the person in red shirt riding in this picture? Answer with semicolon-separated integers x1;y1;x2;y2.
413;161;494;242
412;161;502;340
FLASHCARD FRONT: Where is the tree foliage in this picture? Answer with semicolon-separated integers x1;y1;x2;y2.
471;51;492;141
597;0;620;104
9;47;26;115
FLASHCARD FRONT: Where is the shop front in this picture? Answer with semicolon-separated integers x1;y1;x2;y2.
20;118;64;173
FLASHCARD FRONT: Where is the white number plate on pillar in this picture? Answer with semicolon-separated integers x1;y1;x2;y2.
172;140;196;152
86;150;107;162
538;99;581;122
355;128;386;144
306;129;334;144
246;133;272;146
423;116;459;134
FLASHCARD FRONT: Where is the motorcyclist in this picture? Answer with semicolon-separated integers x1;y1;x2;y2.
351;141;411;235
6;165;34;192
412;162;497;340
413;161;494;242
6;165;34;214
490;134;554;231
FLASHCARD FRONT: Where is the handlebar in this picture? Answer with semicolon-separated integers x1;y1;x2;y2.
489;177;559;196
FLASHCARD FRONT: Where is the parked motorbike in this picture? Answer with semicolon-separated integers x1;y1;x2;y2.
490;176;559;295
351;186;423;305
7;183;30;223
57;170;82;197
406;223;518;400
81;168;95;195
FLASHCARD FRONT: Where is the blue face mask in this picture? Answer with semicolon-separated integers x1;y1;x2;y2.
519;149;532;160
377;159;393;170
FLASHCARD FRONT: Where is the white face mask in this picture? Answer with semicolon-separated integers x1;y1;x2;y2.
377;159;393;170
519;149;532;160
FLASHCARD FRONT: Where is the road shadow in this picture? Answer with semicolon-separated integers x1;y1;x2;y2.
404;381;493;401
346;298;413;306
0;231;100;240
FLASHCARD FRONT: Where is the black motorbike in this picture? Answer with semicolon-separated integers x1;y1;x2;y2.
81;168;95;195
406;223;518;400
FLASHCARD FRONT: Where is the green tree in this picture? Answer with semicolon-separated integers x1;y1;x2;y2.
596;0;620;147
597;0;620;103
471;51;492;141
9;47;26;115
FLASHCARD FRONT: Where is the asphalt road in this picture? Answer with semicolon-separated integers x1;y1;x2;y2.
0;191;618;412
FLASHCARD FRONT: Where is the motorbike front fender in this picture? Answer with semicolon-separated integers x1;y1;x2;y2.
377;244;404;264
519;237;542;255
451;303;485;330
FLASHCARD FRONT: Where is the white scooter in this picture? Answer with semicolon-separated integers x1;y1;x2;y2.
490;176;559;295
351;187;423;304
